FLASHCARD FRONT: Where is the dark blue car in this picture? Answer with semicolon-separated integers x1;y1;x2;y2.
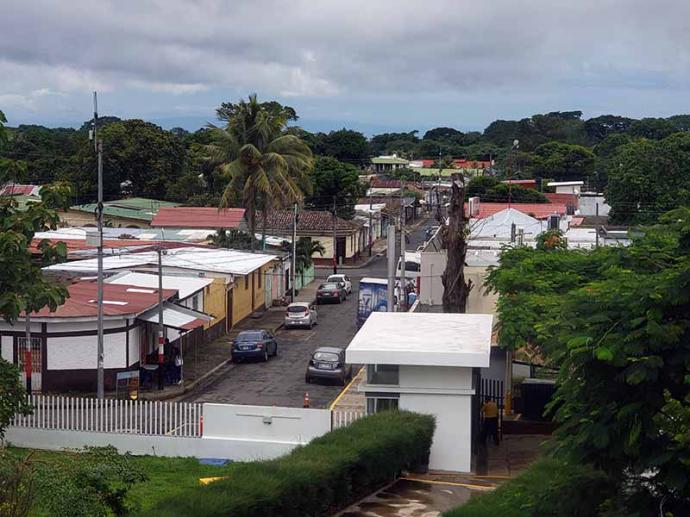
231;330;278;362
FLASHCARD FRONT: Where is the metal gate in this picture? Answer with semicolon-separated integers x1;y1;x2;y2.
479;377;504;440
16;336;42;392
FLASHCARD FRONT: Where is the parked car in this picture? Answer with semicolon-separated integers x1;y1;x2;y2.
327;274;352;294
305;347;352;385
284;302;318;329
231;330;278;362
316;282;346;304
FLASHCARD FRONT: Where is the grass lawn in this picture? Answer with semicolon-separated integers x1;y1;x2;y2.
8;448;236;514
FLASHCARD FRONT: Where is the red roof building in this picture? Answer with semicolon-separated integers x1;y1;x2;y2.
0;184;41;196
502;179;537;189
151;207;246;229
26;281;178;319
466;202;567;219
544;192;579;210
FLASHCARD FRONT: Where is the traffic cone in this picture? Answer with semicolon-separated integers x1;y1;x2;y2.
303;392;310;408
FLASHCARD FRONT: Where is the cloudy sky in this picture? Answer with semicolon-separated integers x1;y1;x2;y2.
1;0;689;133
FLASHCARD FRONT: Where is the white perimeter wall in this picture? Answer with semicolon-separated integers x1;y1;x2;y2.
400;393;472;472
399;365;472;391
5;403;333;463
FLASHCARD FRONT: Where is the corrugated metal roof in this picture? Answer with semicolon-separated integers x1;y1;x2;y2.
138;301;212;330
151;207;245;229
70;197;180;222
106;272;213;299
44;247;277;276
466;202;567;219
24;281;177;319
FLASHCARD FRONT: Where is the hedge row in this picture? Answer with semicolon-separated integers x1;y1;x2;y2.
144;410;435;517
444;457;613;517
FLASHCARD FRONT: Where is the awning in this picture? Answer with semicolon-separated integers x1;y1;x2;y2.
137;302;213;331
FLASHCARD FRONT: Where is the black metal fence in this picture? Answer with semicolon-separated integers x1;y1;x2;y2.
479;377;505;440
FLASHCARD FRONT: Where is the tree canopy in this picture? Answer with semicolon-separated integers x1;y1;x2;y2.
485;209;690;513
305;156;364;219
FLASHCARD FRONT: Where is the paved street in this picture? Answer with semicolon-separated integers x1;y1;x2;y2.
183;214;434;409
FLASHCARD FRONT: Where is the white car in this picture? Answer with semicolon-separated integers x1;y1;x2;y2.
284;302;318;329
327;274;352;294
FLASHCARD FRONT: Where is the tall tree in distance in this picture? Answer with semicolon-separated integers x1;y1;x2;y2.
206;95;314;249
442;175;472;312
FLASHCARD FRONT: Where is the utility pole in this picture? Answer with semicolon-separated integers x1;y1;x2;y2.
399;183;406;311
368;179;373;257
332;195;338;275
291;202;298;302
157;246;165;390
92;92;105;400
595;202;600;249
387;224;396;312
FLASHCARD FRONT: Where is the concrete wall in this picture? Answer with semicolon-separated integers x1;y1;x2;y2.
579;194;611;217
465;267;498;315
399;393;472;472
399;365;472;391
203;403;331;444
1;335;13;362
419;251;446;306
5;403;332;463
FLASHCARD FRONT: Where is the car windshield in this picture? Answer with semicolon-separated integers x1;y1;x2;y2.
236;331;263;342
287;305;308;313
320;283;338;290
313;352;339;362
327;276;343;282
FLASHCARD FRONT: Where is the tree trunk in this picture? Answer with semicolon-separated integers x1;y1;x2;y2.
248;199;256;251
442;176;473;313
261;204;268;251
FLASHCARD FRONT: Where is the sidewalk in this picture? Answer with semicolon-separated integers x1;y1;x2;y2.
141;280;320;401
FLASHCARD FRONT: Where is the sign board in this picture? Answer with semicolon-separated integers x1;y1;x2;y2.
357;279;389;328
116;370;140;400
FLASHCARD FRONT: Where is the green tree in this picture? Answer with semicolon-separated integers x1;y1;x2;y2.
305;156;363;219
529;141;595;181
605;132;690;223
318;129;371;163
370;131;419;156
485;210;690;514
207;229;258;250
465;176;548;203
282;237;325;273
583;114;635;143
73;119;186;200
0;110;72;438
628;117;677;140
206;95;313;249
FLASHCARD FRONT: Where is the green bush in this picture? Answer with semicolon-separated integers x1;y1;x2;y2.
144;411;435;517
444;458;613;517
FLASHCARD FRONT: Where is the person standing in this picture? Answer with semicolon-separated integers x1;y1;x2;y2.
481;397;500;445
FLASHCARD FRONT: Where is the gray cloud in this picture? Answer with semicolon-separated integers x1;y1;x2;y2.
1;0;690;127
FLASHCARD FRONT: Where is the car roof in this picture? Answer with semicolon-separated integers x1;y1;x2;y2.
314;346;344;354
237;330;266;335
328;274;345;278
287;302;310;307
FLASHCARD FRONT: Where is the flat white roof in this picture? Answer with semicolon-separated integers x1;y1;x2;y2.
106;272;213;299
546;181;584;186
346;312;493;367
44;247;276;276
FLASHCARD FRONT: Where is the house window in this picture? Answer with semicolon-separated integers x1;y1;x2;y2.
16;337;42;372
192;294;199;311
366;394;399;414
367;364;399;385
245;275;249;290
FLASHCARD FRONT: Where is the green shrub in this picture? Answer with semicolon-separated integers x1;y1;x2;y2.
444;458;613;517
143;410;435;517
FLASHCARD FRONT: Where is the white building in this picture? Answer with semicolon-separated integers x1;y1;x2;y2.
0;281;210;393
546;181;584;195
346;312;493;472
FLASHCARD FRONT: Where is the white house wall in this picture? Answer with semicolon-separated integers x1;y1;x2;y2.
48;330;127;370
1;335;13;362
400;393;472;472
419;251;446;306
399;365;472;391
127;324;140;367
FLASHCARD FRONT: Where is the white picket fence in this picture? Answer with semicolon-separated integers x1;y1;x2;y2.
331;410;366;429
12;395;203;437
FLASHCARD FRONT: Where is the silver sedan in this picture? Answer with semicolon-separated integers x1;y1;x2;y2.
284;302;318;329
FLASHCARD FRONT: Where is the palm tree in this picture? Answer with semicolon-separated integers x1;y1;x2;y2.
295;238;325;273
206;95;313;249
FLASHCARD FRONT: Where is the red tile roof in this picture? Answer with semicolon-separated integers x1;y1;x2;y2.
151;207;246;229
256;210;361;235
0;184;40;196
26;282;177;319
544;193;579;208
467;202;567;219
502;179;537;189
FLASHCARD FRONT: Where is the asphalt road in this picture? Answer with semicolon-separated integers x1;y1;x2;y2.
185;214;434;409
